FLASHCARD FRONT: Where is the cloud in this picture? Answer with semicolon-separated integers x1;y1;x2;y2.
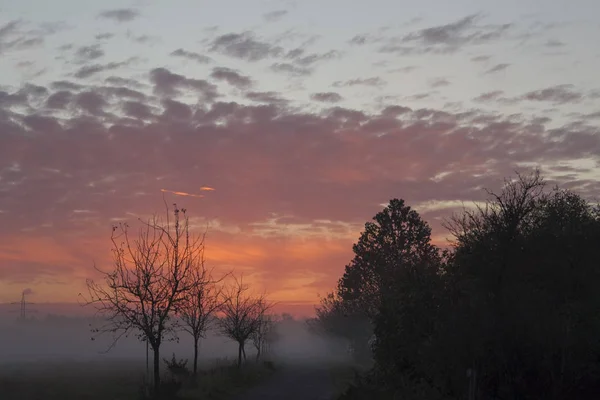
95;33;114;40
98;9;140;23
264;10;288;22
74;58;137;79
171;48;213;64
0;20;45;54
485;63;510;74
430;77;451;88
473;90;505;103
270;62;312;76
381;15;511;55
210;32;283;61
210;67;253;89
310;92;343;103
245;91;288;105
332;77;385;88
471;55;491;62
74;44;104;62
388;66;420;73
522;84;584;104
286;49;341;66
545;39;565;48
2;46;600;304
149;67;218;100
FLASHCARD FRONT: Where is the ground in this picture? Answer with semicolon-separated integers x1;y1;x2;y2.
234;362;358;400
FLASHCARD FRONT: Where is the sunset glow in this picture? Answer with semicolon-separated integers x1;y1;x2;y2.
1;0;600;318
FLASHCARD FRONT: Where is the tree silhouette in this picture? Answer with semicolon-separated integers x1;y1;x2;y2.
218;275;269;368
177;256;226;375
83;204;202;392
336;171;600;400
249;300;276;362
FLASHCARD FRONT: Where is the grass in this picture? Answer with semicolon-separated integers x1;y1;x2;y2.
0;357;276;400
178;359;277;400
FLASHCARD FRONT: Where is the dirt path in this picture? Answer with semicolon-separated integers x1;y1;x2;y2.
235;364;338;400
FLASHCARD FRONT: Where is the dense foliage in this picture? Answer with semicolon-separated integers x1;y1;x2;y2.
318;171;600;399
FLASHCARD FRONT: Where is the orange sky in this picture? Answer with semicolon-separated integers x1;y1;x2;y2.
0;190;454;315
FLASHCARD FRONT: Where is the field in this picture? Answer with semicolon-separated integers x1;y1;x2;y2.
0;357;276;400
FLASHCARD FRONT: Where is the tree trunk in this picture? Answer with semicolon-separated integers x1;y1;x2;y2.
256;343;261;362
242;343;247;361
237;341;243;368
153;346;161;392
193;337;199;375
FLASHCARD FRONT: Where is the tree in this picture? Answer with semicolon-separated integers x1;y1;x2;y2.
337;199;441;317
177;256;226;375
83;204;202;392
336;199;442;363
312;292;373;362
249;301;276;362
218;275;267;368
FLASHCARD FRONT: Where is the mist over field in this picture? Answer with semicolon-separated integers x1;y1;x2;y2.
0;313;350;366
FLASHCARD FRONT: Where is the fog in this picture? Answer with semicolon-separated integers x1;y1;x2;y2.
0;314;351;368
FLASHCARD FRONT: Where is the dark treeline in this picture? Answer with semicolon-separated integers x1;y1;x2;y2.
314;171;600;400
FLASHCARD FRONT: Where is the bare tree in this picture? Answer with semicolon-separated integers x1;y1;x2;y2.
250;300;276;362
218;275;267;368
177;255;227;375
82;204;202;392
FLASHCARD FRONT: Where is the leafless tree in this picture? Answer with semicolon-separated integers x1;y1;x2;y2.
82;204;202;392
250;304;276;362
218;275;268;368
177;255;227;375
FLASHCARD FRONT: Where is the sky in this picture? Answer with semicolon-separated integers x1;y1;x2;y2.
1;0;599;314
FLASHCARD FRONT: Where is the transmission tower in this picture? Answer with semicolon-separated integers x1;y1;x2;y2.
10;290;37;320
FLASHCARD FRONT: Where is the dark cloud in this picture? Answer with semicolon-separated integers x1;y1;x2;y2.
74;44;104;62
270;63;312;76
332;77;385;88
126;31;157;44
122;100;155;120
545;39;565;47
46;91;72;109
286;49;341;66
105;76;145;88
50;81;83;91
171;48;213;64
380;15;511;55
310;92;343;103
430;78;451;88
263;10;288;22
73;58;137;79
245;91;288;105
95;33;114;40
0;20;45;54
485;63;510;74
2;80;599;243
210;67;253;89
473;90;505;103
522;85;583;104
75;91;106;115
210;32;283;61
471;55;491;62
348;34;383;46
149;67;218;101
98;9;140;22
